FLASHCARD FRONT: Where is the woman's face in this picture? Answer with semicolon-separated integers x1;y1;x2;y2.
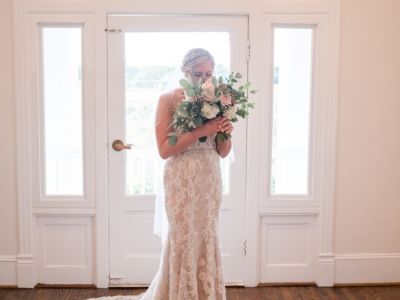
188;59;214;82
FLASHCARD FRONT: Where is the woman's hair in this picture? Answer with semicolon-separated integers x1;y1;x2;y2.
181;48;215;74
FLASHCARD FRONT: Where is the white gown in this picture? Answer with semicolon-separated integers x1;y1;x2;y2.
88;133;227;300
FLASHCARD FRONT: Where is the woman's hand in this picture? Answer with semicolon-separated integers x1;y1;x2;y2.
218;117;234;134
194;116;234;138
215;117;233;158
214;117;233;158
172;88;185;104
194;116;223;138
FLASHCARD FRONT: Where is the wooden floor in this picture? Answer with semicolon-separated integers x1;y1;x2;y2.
1;285;400;300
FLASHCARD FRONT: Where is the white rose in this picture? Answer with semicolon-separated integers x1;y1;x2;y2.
201;102;220;119
201;78;216;102
222;105;238;120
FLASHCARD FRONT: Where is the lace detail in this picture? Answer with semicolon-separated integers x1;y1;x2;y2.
88;133;226;300
186;133;218;151
154;133;226;299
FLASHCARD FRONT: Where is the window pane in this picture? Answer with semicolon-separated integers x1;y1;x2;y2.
42;27;83;196
124;32;231;195
270;27;313;195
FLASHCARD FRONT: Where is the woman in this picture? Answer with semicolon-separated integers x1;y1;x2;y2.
152;48;233;299
90;48;233;300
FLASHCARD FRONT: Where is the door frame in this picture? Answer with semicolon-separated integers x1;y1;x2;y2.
12;0;340;288
106;14;250;286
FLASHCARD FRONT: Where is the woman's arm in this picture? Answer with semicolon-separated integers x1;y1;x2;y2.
215;117;233;158
216;138;232;158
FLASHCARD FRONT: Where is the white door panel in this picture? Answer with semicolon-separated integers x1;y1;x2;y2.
107;15;248;286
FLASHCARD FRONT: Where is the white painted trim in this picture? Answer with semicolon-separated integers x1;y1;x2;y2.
94;2;112;288
13;0;36;288
33;208;96;216
94;1;341;288
317;252;335;286
27;13;96;209
335;253;400;284
16;255;35;288
13;0;341;288
259;12;326;205
14;6;99;287
36;217;94;284
315;0;341;287
0;256;17;285
255;0;340;287
6;253;400;286
244;11;264;288
261;0;331;14
106;14;249;286
0;255;17;262
260;215;318;282
259;206;320;215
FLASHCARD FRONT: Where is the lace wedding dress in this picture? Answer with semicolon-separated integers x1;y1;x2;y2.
88;133;227;300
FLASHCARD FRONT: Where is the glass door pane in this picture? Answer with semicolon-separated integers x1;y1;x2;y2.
270;27;314;195
41;26;84;196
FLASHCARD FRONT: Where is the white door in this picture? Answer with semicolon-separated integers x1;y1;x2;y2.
107;15;248;286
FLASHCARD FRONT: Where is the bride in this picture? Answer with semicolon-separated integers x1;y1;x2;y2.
89;48;234;300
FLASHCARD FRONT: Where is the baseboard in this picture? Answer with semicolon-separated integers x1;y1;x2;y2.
258;282;316;287
317;253;335;287
4;252;400;287
16;254;35;288
0;255;17;285
335;253;400;284
334;282;400;287
35;283;96;288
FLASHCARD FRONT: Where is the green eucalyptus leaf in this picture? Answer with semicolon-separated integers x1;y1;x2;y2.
216;132;231;143
179;79;191;89
199;136;207;142
212;76;218;86
193;117;203;127
186;88;195;97
168;135;178;146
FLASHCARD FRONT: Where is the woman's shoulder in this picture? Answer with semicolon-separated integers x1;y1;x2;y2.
159;89;175;99
158;88;184;109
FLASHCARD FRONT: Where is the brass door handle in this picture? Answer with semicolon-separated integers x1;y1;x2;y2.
112;139;132;151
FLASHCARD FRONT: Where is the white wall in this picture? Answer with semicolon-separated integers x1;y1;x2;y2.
0;0;17;254
0;0;18;285
335;0;400;254
333;0;400;283
1;0;400;286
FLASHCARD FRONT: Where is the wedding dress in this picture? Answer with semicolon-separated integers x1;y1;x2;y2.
88;98;229;300
89;134;227;300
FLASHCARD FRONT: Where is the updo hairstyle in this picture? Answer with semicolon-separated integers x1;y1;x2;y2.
181;48;215;75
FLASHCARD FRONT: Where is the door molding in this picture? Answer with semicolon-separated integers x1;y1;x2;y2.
12;0;340;288
106;13;249;286
246;1;341;287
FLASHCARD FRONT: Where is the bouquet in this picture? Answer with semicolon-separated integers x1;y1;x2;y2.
167;72;256;146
